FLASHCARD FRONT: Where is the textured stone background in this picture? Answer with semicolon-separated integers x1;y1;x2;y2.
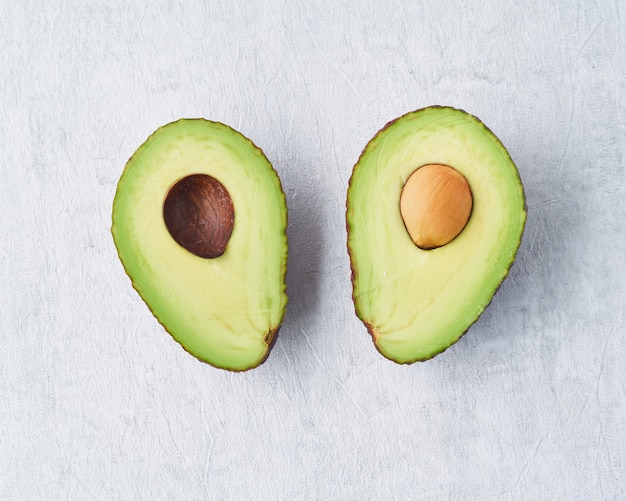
1;1;625;499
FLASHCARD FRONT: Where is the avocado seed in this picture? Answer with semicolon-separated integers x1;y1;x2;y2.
163;174;234;258
400;164;472;250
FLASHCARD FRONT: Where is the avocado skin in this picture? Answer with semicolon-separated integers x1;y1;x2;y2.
112;119;288;372
346;106;527;363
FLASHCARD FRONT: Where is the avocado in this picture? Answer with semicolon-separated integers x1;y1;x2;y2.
112;119;288;371
346;106;526;363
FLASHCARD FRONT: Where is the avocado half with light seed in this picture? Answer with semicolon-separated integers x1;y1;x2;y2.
346;106;526;363
112;119;288;371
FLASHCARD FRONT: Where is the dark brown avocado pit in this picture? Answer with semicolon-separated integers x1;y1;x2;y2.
163;174;234;258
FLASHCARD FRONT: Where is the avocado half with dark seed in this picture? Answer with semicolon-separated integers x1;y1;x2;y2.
112;119;288;371
346;106;526;363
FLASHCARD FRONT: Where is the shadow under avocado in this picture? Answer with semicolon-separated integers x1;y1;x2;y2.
278;179;324;351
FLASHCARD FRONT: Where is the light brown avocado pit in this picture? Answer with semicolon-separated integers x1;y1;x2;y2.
163;174;234;258
400;164;473;250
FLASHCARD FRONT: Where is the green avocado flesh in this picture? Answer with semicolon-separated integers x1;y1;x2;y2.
112;119;287;371
346;106;526;363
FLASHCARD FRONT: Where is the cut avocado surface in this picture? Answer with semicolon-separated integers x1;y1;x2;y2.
112;119;287;371
346;106;526;363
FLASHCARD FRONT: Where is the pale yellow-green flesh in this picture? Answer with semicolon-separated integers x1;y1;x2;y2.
347;107;526;363
112;119;287;370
